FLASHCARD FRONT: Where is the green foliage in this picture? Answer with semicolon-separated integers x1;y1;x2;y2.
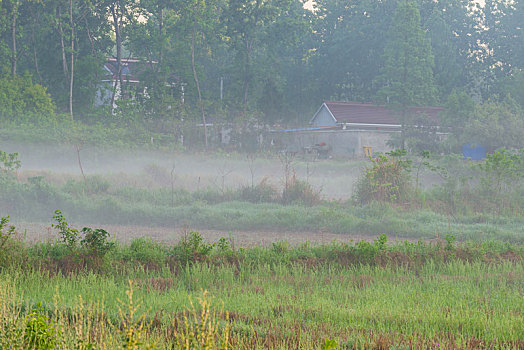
414;150;448;191
123;238;167;268
173;291;229;350
238;178;279;203
216;237;232;253
52;210;114;256
374;233;388;251
441;90;476;128
354;240;380;263
445;234;456;250
51;210;80;249
172;232;215;265
271;240;288;254
0;216;16;250
117;282;153;350
0;150;21;174
463;97;524;152
0;72;55;122
376;0;437;108
23;308;58;350
0;216;17;267
282;175;321;205
321;339;338;350
80;228;114;256
478;149;524;196
355;150;413;204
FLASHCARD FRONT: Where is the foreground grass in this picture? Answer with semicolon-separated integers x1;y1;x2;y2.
1;233;523;349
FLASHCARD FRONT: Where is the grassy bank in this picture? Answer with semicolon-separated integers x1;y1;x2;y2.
3;175;524;243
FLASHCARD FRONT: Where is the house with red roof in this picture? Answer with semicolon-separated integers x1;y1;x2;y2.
274;101;444;158
310;101;443;130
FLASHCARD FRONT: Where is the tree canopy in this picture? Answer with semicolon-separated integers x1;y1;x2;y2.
0;0;522;150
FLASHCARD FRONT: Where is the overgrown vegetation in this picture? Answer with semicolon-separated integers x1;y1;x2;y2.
0;215;522;349
354;149;413;204
2;148;524;244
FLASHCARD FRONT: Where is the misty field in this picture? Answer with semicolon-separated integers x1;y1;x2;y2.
2;143;524;245
1;144;524;349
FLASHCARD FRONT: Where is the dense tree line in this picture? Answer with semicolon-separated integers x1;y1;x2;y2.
0;0;522;147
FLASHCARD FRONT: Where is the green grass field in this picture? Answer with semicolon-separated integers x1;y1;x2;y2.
1;230;523;349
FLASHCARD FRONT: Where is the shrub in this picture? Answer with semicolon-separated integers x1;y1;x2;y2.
0;72;56;123
52;210;114;257
63;176;111;197
0;216;16;250
354;150;413;204
238;177;279;203
52;210;80;249
80;227;115;256
478;149;523;197
282;174;321;205
0;216;17;267
172;231;215;265
124;238;167;268
0;150;21;175
23;308;59;350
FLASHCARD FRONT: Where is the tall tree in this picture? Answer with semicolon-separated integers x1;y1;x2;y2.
173;0;221;148
223;0;291;114
421;0;476;100
376;0;437;108
376;0;437;148
311;0;396;103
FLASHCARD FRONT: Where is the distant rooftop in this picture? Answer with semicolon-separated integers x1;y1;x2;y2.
316;101;443;126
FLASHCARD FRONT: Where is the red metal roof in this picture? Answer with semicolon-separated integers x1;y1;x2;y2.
323;101;443;125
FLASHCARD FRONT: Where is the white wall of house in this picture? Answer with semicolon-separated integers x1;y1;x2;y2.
95;81;116;108
276;129;395;158
311;104;337;126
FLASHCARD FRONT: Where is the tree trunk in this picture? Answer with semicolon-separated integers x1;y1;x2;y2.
111;2;124;101
57;7;69;82
31;24;43;82
158;8;163;67
85;17;95;55
11;2;18;76
191;28;208;149
69;0;74;119
243;38;251;116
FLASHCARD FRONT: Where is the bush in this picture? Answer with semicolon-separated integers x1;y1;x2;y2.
51;210;80;249
122;237;168;268
354;150;413;204
282;174;321;205
0;216;17;267
171;231;215;265
0;150;21;175
23;308;59;350
80;227;115;256
63;176;111;197
0;72;56;123
238;177;279;203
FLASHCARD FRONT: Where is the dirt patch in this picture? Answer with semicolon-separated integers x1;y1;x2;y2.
14;221;419;247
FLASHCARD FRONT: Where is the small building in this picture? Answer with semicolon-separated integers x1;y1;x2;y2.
276;101;443;158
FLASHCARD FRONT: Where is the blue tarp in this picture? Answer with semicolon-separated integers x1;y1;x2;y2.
463;144;486;160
